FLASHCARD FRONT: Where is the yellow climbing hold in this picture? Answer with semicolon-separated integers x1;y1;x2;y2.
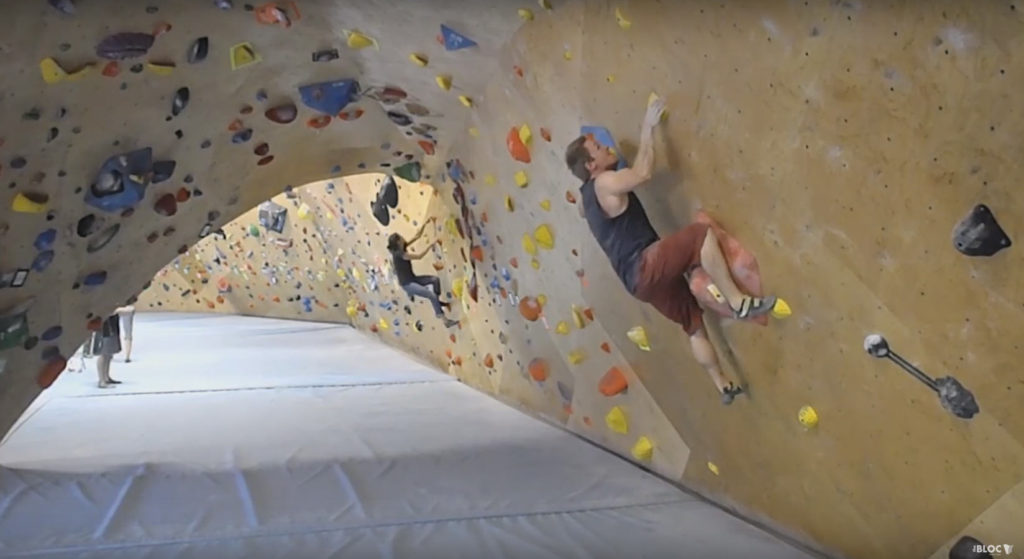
230;42;261;70
537;294;548;306
146;62;175;76
458;95;473;107
538;0;552;9
568;349;585;365
563;50;572;60
605;406;628;434
344;30;378;50
615;7;632;29
409;53;428;66
452;276;464;298
505;195;515;212
518;124;532;145
469;127;480;137
514;171;529;188
518;8;534;20
627;326;650;351
351;268;362;281
555;321;569;335
445;216;459;236
378;317;389;330
707;461;720;476
522;234;537;255
539;200;551;211
39;57;92;84
798;405;819;428
531;258;540;269
297;203;311;219
11;192;48;214
484;174;496;185
771;298;793;319
606;74;615;83
435;75;452;91
533;224;554;249
571;305;587;329
631;437;654;461
345;301;358;318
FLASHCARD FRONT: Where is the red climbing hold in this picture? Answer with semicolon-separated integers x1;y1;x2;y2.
506;127;530;163
307;115;331;129
37;356;67;389
540;127;552;141
257;155;275;166
102;61;120;77
418;140;436;155
254;142;270;156
338;108;364;120
528;358;549;382
175;187;191;203
153;193;178;216
600;342;611;353
470;246;484;262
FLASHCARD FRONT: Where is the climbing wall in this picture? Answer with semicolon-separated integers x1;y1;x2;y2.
1;2;1023;558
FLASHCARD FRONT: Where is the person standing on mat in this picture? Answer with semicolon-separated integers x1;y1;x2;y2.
93;313;122;388
115;305;136;362
387;217;459;328
564;95;778;405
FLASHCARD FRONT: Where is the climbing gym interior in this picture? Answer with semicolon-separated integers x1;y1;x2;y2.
1;1;1022;558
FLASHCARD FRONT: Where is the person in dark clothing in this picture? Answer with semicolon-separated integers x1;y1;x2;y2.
564;95;778;405
387;217;459;328
91;314;122;388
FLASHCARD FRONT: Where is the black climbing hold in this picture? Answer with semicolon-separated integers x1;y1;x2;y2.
41;325;63;341
207;209;220;222
232;129;253;144
171;87;190;116
146;5;158;13
10;157;27;169
188;37;209;63
72;126;81;134
386;111;412;126
77;214;99;237
256;89;268;102
130;63;144;73
952;204;1011;256
201;140;212;149
58;43;71;52
175;130;183;139
371;197;390;226
58;170;66;177
23;108;41;121
32;251;54;272
184;174;194;183
152;160;177;183
57;107;67;119
48;0;75;15
97;33;156;60
120;83;128;91
312;48;340;62
193;188;204;197
46;128;59;143
379;176;399;208
86;224;121;253
23;335;39;351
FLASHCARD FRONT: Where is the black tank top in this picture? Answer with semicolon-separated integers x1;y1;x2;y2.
580;179;660;293
390;248;415;285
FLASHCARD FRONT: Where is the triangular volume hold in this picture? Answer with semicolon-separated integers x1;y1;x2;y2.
440;24;477;51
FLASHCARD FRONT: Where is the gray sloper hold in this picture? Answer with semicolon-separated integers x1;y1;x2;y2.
86;224;121;253
952;204;1012;256
171;87;190;116
96;32;155;60
188;37;209;63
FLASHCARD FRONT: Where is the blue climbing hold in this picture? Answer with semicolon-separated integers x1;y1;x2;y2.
83;271;108;286
489;277;499;290
85;147;153;213
298;78;360;115
440;24;477;51
331;165;342;174
32;251;55;272
41;325;63;341
580;126;627;170
34;229;57;251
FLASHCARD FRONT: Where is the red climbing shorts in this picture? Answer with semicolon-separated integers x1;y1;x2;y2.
632;223;710;336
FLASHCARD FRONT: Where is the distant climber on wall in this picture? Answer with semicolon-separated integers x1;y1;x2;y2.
564;96;779;404
387;217;460;328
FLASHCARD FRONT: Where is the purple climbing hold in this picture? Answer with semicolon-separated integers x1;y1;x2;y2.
83;271;107;286
34;229;57;251
214;0;232;9
96;32;156;60
41;325;63;341
48;0;75;15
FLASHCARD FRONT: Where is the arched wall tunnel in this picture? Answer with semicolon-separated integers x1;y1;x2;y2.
1;1;1023;557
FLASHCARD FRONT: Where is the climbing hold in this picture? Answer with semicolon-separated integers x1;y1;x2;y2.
565;190;576;204
76;214;100;237
254;142;270;156
32;251;54;272
86;224;120;253
533;224;554;249
34;229;56;252
599;367;629;396
338;108;364;120
522;234;536;255
538;0;552;8
265;103;298;124
171;87;190;116
435;75;452;91
518;296;542;321
600;342;611;353
615;7;632;29
40;58;93;84
37;356;67;389
506;128;531;163
483;354;494;368
528;358;549;381
605;406;629;434
440;24;477;51
571;305;588;328
257;155;275;166
188;37;209;63
387;111;413;126
952;204;1011;256
409;53;428;66
518;8;534;20
504;196;515;212
798;405;819;428
299;78;360;115
771;298;792;319
154;193;178;217
393;161;421;182
540;127;552;141
469;127;480;137
231;129;254;143
229;42;261;70
96;32;155;60
175;188;191;203
631;437;653;461
146;61;176;76
417;140;435;155
458;95;473;107
555;321;570;335
101;61;120;77
11;192;49;214
151;160;176;184
344;29;378;49
312;48;340;62
82;271;107;286
568;349;585;365
484;174;496;185
514;171;529;187
48;0;75;14
627;326;650;351
41;325;63;342
707;462;720;476
563;50;572;60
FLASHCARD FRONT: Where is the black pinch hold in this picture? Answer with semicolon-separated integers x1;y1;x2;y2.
952;204;1011;257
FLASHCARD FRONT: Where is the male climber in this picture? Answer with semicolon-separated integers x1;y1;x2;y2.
564;96;778;404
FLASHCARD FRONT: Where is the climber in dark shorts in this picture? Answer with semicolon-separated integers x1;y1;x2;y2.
387;216;460;328
564;95;778;404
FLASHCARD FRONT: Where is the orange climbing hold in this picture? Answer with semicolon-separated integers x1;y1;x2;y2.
518;296;542;321
255;2;300;27
228;119;244;132
565;191;576;204
483;354;494;368
508;257;518;268
470;246;484;262
513;65;524;77
338;108;364;120
101;61;120;77
418;140;436;155
599;367;629;396
152;22;172;36
257;155;275;166
37;356;67;389
216;295;225;304
175;187;191;203
528;358;549;381
600;342;611;353
307;115;332;128
540;127;552;141
506;127;531;163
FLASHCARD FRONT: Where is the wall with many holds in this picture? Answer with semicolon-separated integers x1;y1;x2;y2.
2;1;1024;558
